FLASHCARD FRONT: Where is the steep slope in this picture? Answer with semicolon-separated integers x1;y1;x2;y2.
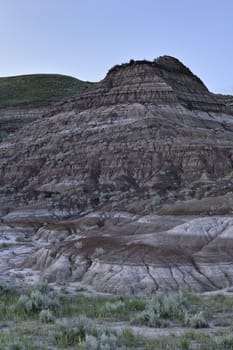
1;56;233;294
0;56;232;210
51;56;225;113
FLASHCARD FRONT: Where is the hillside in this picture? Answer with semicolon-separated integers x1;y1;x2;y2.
1;56;233;296
0;73;92;108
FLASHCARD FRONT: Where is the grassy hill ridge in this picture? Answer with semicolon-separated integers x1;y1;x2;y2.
214;93;233;106
0;72;232;110
0;73;92;108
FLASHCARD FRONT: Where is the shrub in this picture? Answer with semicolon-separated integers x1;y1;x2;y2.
102;301;125;313
184;311;208;328
132;309;170;328
17;295;33;313
75;240;83;249
179;337;191;350
72;265;87;280
99;192;110;204
92;247;105;258
84;334;99;350
16;283;59;314
151;193;161;208
5;342;27;350
159;170;166;176
32;282;51;294
99;191;122;205
82;331;124;350
131;292;188;327
159;293;187;320
55;316;97;346
55;317;126;349
219;334;233;349
0;130;8;142
39;309;54;323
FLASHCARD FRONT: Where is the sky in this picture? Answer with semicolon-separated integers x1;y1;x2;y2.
0;0;232;93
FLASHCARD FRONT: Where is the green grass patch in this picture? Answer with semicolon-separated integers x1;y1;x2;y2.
0;74;92;108
58;295;146;321
1;285;233;349
0;333;41;350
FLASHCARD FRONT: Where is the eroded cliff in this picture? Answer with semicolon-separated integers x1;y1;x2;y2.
1;56;233;294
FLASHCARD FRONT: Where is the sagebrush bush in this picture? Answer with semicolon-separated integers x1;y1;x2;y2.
55;316;126;349
32;282;51;294
16;283;59;314
75;240;83;249
5;342;27;350
92;247;105;258
17;295;33;313
102;300;125;313
39;309;54;323
84;335;99;350
55;316;97;346
151;193;161;208
131;292;187;327
72;265;87;280
82;331;126;350
132;309;170;327
219;334;233;349
98;332;118;350
184;311;208;328
159;293;187;319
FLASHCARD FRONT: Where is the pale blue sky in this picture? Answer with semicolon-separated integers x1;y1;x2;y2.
0;0;232;93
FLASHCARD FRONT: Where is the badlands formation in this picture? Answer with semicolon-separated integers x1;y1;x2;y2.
1;56;233;294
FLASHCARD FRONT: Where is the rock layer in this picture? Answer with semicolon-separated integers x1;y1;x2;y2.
51;56;225;113
1;102;233;214
3;213;233;294
0;106;52;133
1;56;233;294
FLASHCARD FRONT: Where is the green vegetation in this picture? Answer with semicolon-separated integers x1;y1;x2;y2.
0;130;8;142
0;73;92;108
131;292;187;327
214;93;233;106
1;284;233;349
151;192;161;209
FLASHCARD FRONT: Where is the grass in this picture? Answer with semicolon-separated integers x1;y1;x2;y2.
0;334;42;350
214;93;233;105
58;295;145;321
0;73;92;108
2;285;233;349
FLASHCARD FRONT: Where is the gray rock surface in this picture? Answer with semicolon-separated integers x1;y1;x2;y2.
1;213;233;294
0;106;52;133
1;56;233;294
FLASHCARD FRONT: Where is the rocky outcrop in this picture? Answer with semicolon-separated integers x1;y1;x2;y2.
0;57;233;218
1;56;233;294
4;212;233;294
1;102;233;217
50;56;225;113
